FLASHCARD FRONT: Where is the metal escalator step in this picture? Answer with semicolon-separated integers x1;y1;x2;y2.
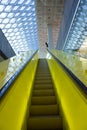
30;104;58;116
28;116;62;130
35;76;52;80
36;69;50;71
35;76;51;78
36;71;50;73
31;96;56;105
27;128;63;130
32;89;54;96
37;68;49;70
36;73;51;76
36;74;50;76
34;84;53;89
34;79;52;84
36;71;50;74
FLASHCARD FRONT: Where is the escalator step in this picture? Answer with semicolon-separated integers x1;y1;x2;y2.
36;74;51;76
32;89;54;96
28;116;62;130
34;84;53;89
35;76;52;80
34;79;52;84
31;96;56;105
30;104;58;116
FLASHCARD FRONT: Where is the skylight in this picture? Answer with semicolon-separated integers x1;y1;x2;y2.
0;0;38;54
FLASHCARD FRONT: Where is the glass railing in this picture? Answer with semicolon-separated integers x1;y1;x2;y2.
47;49;87;95
0;50;38;98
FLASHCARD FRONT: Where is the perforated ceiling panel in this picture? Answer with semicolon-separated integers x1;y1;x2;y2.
0;0;65;57
0;0;38;54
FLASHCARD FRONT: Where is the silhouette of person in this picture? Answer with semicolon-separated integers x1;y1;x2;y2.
45;42;48;48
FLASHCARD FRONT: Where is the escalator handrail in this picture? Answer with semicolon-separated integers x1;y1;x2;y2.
0;50;38;98
47;49;87;96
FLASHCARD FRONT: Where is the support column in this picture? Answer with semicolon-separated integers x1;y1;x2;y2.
47;24;54;49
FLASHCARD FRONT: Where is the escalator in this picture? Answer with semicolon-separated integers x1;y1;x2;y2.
27;59;63;130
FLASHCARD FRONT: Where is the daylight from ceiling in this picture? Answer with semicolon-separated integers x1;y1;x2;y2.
1;0;87;59
0;0;38;54
0;0;65;58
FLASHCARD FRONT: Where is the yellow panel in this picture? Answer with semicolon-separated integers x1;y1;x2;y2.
47;53;87;130
0;53;38;130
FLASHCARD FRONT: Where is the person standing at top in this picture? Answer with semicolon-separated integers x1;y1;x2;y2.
45;42;48;48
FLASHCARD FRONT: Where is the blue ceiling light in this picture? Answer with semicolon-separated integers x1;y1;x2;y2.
0;0;38;54
64;0;87;51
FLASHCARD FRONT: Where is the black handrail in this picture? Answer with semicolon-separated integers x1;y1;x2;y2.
0;50;38;98
48;49;87;96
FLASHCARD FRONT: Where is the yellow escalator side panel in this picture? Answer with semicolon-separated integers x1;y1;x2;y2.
47;56;87;130
0;53;38;130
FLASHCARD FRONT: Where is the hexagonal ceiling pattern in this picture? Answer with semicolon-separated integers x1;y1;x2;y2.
0;0;38;54
0;0;65;57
